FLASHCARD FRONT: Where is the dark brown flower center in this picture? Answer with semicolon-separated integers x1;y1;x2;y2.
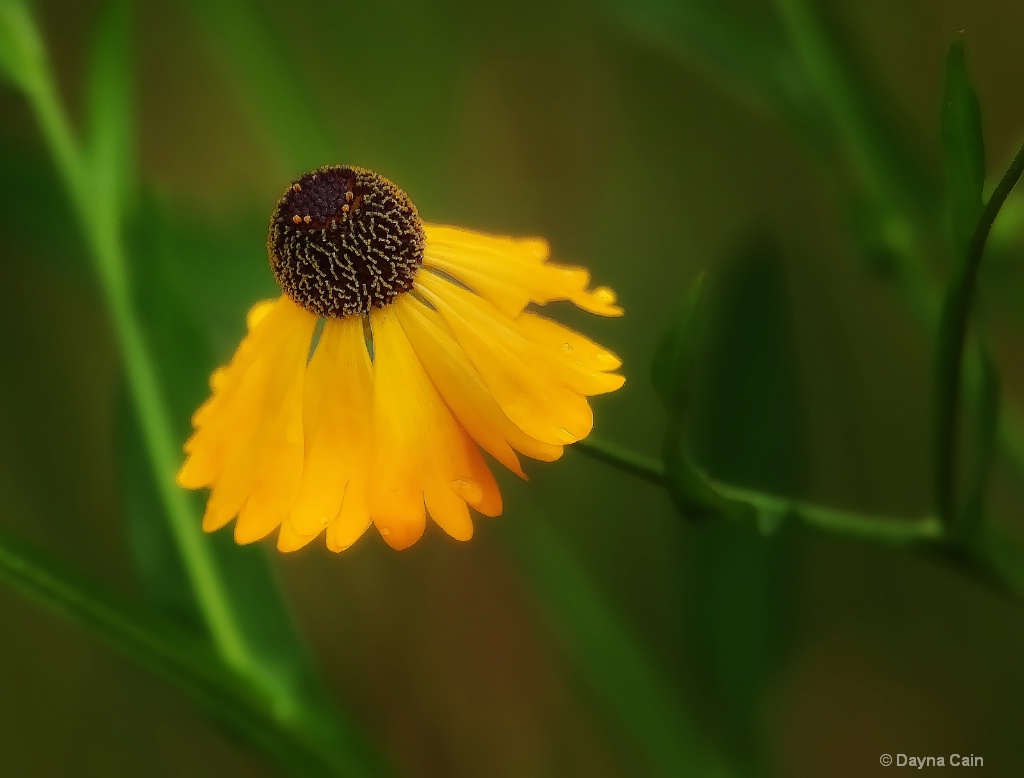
268;166;425;317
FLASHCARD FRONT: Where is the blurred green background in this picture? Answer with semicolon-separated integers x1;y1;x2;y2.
2;0;1024;775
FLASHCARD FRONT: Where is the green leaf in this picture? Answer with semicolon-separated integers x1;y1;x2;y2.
117;371;206;634
85;0;135;241
507;502;729;777
688;239;807;493
651;272;705;412
0;0;42;89
180;0;335;171
756;504;789;536
652;272;757;520
775;0;937;217
689;524;795;770
0;523;367;774
681;239;803;765
941;39;986;256
592;0;801;118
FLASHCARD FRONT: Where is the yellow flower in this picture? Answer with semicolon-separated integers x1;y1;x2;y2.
177;166;624;551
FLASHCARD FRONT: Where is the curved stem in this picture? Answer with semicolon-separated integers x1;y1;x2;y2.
935;139;1024;528
16;15;291;711
576;437;942;548
575;437;1024;603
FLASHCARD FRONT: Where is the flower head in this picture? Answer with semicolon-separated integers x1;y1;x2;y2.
177;165;624;551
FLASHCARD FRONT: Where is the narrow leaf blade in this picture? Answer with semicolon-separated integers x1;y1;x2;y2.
84;0;135;238
0;523;355;774
650;272;705;411
508;502;724;776
0;0;42;89
941;39;986;255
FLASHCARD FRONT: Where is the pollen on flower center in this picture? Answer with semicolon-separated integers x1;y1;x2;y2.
268;165;426;318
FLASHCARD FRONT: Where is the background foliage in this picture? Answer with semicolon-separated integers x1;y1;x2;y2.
2;0;1024;775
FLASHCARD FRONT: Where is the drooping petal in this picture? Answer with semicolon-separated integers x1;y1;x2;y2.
416;271;594;446
280;315;374;553
284;316;372;541
177;296;316;541
422;224;623;318
510;311;626;396
394;294;561;475
368;307;428;549
370;305;501;546
276;519;321;553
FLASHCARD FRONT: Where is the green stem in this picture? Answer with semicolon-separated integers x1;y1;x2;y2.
574;436;665;485
574;437;1024;604
576;438;941;548
713;482;944;548
18;17;289;711
0;524;346;774
935;138;1024;529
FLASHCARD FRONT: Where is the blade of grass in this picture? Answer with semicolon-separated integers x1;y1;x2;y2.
508;501;729;777
650;272;704;412
772;0;935;216
682;242;804;770
85;0;135;245
178;0;335;170
941;39;985;256
0;0;41;90
5;6;390;774
772;0;938;322
593;0;793;110
0;522;367;775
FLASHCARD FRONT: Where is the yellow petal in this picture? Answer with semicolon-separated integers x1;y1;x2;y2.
277;520;322;553
178;299;305;491
416;271;594;445
422;223;623;317
287;316;372;537
510;312;626;396
232;308;316;544
456;434;502;517
327;483;372;553
368;307;427;549
183;296;316;541
197;309;308;528
394;295;561;475
371;303;504;546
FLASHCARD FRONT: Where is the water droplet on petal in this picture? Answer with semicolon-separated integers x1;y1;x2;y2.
379;526;391;536
562;342;573;353
592;286;616;305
